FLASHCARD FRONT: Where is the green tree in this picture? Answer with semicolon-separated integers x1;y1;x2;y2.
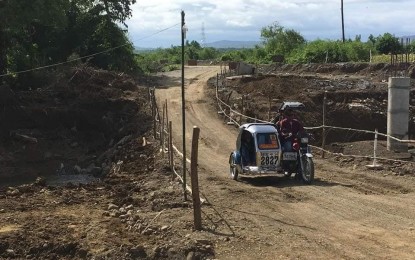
0;0;71;88
0;0;139;87
260;22;305;57
0;0;69;78
368;34;376;46
408;41;415;53
199;47;219;60
375;33;402;54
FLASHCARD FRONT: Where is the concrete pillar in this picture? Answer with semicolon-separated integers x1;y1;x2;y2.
387;77;410;152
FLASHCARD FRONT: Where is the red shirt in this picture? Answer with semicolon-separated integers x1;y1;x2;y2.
277;117;304;138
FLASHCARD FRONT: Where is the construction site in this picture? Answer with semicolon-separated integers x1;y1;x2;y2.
1;62;415;259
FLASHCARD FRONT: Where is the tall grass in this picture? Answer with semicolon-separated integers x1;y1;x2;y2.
371;54;415;63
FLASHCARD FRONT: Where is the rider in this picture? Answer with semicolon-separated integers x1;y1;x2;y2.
276;108;304;152
241;130;256;166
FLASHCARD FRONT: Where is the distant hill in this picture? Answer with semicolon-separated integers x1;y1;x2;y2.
134;40;261;52
204;40;261;49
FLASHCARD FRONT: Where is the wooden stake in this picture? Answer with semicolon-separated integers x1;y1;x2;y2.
190;126;202;230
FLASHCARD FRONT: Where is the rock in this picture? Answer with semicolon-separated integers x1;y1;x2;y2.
186;251;196;260
6;249;15;255
109;211;121;218
125;204;134;210
129;245;147;258
160;225;169;231
108;203;118;210
73;165;82;174
153;245;162;255
142;228;155;235
34;177;46;186
195;239;210;245
6;188;20;196
78;248;88;258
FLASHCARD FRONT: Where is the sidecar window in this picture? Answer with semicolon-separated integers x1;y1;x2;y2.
257;133;279;149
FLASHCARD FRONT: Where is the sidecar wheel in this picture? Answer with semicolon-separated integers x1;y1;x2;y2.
229;156;239;180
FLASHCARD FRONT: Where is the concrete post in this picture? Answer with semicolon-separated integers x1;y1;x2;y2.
387;77;410;152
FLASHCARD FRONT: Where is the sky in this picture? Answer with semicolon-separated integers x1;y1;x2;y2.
125;0;415;48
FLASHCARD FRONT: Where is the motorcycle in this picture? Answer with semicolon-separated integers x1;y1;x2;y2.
280;131;314;184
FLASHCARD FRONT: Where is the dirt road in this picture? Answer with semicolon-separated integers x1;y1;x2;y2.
156;66;415;259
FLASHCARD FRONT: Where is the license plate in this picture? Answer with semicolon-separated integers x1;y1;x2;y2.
283;152;297;160
260;152;278;166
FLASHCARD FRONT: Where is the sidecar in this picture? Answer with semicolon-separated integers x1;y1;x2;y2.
229;123;282;180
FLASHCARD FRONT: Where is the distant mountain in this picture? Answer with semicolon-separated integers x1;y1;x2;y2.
204;40;261;49
134;40;261;52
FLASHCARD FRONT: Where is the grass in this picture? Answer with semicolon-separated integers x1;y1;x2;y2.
371;54;415;63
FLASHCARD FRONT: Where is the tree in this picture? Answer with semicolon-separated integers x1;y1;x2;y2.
260;22;305;57
408;41;415;53
0;0;69;78
0;0;139;87
375;33;402;54
368;34;376;46
92;0;136;25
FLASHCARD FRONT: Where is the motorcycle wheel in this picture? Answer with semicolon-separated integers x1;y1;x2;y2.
300;157;314;184
229;156;239;180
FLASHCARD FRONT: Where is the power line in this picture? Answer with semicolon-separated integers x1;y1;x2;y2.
0;23;180;78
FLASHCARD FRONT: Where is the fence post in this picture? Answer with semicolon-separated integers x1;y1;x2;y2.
152;89;156;139
366;129;382;169
321;91;327;158
190;126;202;230
161;103;165;157
169;121;174;176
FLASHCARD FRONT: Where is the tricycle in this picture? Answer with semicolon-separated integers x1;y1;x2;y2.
229;102;314;184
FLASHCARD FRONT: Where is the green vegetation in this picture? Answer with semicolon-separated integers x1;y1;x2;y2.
0;0;138;89
1;3;412;87
138;28;412;73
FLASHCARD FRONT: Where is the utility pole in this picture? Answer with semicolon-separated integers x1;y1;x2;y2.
181;10;187;201
341;0;345;43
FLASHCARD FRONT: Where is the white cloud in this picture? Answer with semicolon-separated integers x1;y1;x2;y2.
126;0;415;47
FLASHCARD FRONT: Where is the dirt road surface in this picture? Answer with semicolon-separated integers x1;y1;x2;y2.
156;66;415;259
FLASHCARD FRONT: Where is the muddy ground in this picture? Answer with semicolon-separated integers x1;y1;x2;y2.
1;62;415;259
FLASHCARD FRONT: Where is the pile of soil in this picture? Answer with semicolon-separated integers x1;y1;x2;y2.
0;66;215;259
0;66;152;183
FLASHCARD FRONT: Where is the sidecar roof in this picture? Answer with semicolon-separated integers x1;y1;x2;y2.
278;101;305;111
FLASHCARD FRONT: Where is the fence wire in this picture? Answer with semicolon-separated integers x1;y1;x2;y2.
215;72;415;166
